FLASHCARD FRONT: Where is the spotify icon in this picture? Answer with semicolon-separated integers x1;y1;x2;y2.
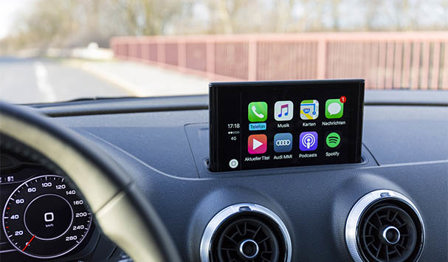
326;132;341;148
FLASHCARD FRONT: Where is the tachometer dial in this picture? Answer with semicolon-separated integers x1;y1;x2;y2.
2;174;92;259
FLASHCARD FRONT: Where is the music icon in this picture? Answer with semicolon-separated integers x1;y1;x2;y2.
274;101;293;121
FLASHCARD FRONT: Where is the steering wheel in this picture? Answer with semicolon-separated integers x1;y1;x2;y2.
0;102;181;262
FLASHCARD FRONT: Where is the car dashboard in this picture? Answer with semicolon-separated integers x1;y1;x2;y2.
1;91;447;262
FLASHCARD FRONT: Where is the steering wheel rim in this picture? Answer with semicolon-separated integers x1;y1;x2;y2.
0;101;181;262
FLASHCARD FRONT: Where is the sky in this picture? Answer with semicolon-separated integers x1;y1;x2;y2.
0;0;446;40
0;0;36;39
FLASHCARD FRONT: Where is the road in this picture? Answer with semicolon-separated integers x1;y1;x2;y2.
0;57;133;104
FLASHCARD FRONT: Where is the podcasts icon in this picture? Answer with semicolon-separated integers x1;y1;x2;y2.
299;131;318;151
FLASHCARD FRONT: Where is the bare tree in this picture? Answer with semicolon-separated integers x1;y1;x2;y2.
330;0;341;31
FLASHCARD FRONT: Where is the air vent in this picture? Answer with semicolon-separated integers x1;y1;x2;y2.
346;190;425;262
200;204;291;262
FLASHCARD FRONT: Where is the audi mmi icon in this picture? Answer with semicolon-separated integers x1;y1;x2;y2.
274;133;293;153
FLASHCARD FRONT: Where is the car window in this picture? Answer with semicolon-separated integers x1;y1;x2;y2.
0;0;447;103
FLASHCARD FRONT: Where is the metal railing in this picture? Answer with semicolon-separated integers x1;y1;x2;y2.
111;32;448;90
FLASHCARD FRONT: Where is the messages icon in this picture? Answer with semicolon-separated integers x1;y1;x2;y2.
325;99;344;119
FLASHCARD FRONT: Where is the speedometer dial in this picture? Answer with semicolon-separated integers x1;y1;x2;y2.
2;174;92;259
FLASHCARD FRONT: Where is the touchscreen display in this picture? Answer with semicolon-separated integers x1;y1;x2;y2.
209;80;364;172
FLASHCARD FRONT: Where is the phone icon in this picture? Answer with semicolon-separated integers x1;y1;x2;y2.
248;102;268;122
252;106;264;118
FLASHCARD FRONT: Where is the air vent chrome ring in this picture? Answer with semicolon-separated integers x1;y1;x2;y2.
239;239;259;259
200;203;292;262
345;190;425;262
382;226;401;245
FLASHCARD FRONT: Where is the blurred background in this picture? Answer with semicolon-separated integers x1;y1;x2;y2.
1;0;448;103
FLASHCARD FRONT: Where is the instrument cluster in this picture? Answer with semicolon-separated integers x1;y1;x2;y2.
0;152;93;260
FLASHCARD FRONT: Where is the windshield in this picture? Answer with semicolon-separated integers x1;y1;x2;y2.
1;0;447;104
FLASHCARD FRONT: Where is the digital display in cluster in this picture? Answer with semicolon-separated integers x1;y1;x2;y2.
209;80;364;172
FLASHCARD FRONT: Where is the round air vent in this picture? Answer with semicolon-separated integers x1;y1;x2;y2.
200;203;291;262
346;190;425;262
